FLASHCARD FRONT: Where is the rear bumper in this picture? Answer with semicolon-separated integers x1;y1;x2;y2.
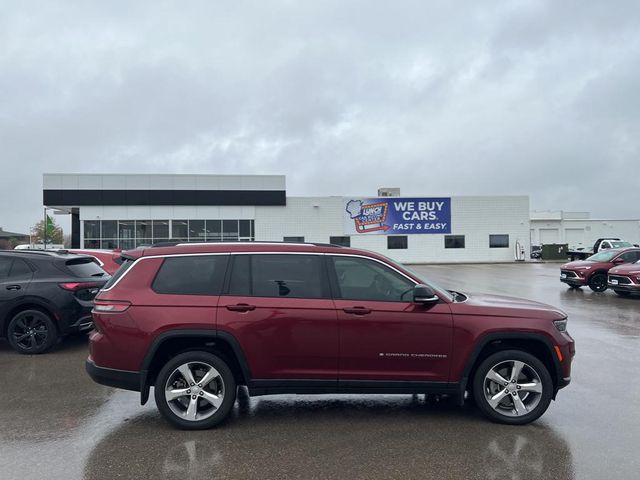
85;359;141;392
558;376;571;389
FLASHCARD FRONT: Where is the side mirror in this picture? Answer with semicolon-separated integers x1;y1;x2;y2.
413;284;439;304
613;258;625;264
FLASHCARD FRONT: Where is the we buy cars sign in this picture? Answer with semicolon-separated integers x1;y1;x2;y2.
343;197;451;234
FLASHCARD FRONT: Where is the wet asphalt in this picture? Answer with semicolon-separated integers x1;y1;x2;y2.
1;262;639;480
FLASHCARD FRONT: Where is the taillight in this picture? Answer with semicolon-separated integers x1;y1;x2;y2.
93;301;131;313
59;282;100;291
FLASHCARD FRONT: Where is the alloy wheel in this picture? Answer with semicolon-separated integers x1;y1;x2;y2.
11;312;50;351
482;360;543;417
164;362;225;422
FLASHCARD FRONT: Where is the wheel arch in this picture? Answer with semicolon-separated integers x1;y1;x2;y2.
459;332;562;400
139;329;252;405
2;300;58;337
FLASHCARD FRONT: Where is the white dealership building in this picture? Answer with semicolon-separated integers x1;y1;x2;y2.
43;173;531;263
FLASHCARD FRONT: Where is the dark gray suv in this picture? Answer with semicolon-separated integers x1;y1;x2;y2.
0;250;109;353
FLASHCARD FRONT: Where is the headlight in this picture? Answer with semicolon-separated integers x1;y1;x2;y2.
575;266;591;270
553;318;568;332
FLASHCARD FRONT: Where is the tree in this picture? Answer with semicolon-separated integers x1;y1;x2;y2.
31;215;64;245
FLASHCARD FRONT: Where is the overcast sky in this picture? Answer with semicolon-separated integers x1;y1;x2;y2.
1;0;639;234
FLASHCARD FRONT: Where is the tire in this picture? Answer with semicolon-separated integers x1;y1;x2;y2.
614;290;630;297
473;350;553;425
588;273;608;292
154;351;236;430
7;309;58;354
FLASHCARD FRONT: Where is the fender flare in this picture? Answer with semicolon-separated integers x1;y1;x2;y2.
458;331;563;398
138;329;252;405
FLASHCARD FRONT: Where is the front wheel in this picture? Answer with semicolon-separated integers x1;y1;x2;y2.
473;350;553;425
588;273;608;292
154;351;236;430
7;309;58;354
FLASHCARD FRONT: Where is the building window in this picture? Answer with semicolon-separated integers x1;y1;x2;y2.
283;236;305;243
152;220;169;240
387;236;408;249
329;236;350;247
205;220;222;241
490;234;509;248
172;220;189;241
445;235;465;249
82;219;255;248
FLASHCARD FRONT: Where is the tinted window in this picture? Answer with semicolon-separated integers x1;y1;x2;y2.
153;255;229;296
66;258;108;278
0;257;12;279
445;235;465;249
331;256;415;302
330;236;351;247
617;251;640;263
9;259;33;279
227;254;329;298
387;236;408;249
490;234;509;248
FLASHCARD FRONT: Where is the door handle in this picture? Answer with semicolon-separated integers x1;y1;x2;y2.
226;304;256;312
343;307;371;315
6;285;21;291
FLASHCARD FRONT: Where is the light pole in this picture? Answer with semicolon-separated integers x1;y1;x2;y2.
43;207;47;249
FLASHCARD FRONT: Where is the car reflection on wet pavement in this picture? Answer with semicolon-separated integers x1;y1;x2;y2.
0;263;638;479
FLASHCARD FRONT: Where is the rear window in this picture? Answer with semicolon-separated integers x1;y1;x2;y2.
66;258;108;278
103;258;135;289
152;255;229;296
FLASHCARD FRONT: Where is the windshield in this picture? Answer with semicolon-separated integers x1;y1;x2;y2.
587;251;618;262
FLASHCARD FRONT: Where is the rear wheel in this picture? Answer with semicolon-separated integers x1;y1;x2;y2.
614;290;630;297
473;350;553;425
7;309;58;354
154;351;236;430
588;273;607;292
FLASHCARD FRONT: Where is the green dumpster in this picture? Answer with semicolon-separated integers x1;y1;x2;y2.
541;243;568;260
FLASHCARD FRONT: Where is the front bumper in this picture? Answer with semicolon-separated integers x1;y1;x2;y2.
85;359;141;392
560;276;586;286
607;283;640;293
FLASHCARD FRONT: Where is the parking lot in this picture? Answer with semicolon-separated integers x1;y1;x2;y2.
0;261;638;480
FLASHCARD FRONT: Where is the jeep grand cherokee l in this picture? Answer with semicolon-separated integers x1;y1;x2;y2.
0;250;109;353
86;242;574;429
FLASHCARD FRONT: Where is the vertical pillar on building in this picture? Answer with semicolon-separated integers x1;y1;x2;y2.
71;212;80;248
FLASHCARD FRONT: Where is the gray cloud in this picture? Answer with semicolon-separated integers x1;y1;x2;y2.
1;0;640;234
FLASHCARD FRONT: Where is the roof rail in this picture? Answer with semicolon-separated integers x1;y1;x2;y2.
1;249;69;257
148;240;345;248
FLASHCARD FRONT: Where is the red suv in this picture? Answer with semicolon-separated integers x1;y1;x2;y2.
86;243;575;429
560;248;640;292
608;260;640;296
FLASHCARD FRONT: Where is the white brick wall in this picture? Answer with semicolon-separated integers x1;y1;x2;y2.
531;219;640;248
256;196;530;263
